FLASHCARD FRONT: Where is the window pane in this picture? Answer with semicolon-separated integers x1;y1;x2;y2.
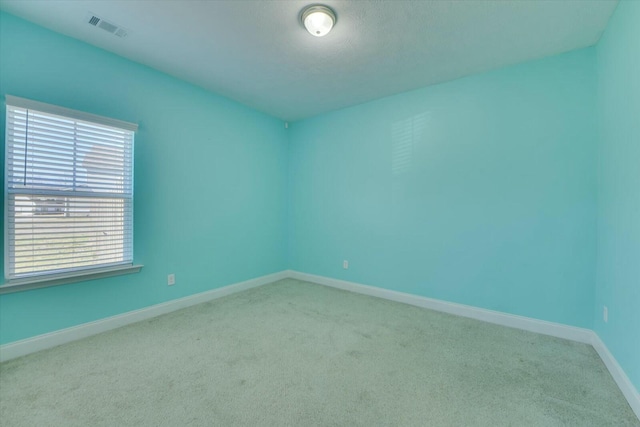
5;101;134;279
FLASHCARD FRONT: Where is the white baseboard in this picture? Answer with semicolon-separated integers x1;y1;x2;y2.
289;271;593;343
289;270;639;420
0;270;290;362
591;334;640;419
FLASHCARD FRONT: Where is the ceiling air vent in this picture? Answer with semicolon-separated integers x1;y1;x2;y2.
86;13;128;38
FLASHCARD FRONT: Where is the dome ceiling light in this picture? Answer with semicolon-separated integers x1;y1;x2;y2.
301;5;337;37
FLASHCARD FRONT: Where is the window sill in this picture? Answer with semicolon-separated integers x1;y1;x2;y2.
0;264;143;295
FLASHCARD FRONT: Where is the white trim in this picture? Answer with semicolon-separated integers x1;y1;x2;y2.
5;95;138;132
0;270;290;362
590;334;640;419
289;271;593;343
1;264;144;294
289;271;639;420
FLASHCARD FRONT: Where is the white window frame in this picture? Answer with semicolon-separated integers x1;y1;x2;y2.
2;95;142;294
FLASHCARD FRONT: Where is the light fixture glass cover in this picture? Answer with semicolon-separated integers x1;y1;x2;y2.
302;5;336;37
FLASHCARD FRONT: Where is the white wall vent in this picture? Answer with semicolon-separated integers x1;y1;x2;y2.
86;13;128;38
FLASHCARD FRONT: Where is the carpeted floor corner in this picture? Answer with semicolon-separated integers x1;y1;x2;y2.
1;278;638;426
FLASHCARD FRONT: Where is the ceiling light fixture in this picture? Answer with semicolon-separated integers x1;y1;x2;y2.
301;5;336;37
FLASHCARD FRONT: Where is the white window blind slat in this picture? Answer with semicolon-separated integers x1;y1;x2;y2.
7;136;133;155
4;98;136;281
7;159;133;177
8;133;133;152
9;199;133;207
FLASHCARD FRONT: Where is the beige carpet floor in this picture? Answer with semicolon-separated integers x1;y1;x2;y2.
1;278;638;426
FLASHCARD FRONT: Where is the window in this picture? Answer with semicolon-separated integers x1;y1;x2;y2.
4;96;138;287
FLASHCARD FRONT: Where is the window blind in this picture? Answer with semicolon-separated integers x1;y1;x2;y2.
4;96;136;280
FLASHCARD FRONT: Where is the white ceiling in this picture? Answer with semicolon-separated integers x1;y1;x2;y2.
0;0;618;121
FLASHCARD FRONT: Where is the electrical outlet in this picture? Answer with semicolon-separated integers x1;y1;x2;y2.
168;274;175;286
603;306;608;323
343;260;349;269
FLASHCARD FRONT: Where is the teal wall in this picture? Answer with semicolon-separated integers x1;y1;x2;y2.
289;48;599;328
594;0;640;391
0;13;289;344
0;6;637;395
